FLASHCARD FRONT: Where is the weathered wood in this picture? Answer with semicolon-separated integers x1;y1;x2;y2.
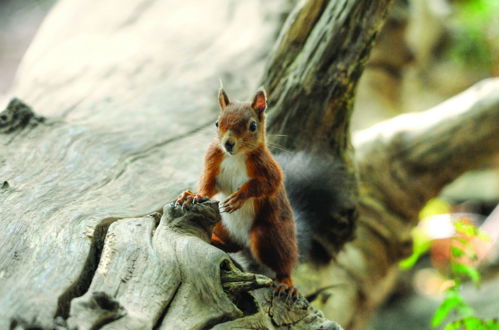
220;261;273;296
0;98;45;133
0;0;287;328
66;201;341;330
355;78;499;220
67;201;242;330
263;0;394;158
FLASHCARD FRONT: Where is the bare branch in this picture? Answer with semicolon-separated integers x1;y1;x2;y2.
354;78;499;219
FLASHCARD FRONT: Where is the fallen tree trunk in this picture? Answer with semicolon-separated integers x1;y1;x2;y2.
0;1;289;327
1;0;498;329
65;201;340;330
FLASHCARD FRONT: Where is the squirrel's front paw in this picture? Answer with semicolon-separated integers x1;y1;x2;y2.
175;190;195;207
222;193;245;213
176;190;209;208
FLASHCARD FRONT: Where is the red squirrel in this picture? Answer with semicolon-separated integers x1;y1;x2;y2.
176;87;357;296
176;87;298;294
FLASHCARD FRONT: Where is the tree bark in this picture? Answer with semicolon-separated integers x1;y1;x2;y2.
1;0;498;329
264;0;394;159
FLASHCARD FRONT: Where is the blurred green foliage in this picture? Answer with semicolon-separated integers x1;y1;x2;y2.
446;0;499;72
432;220;497;329
400;199;451;270
400;199;499;329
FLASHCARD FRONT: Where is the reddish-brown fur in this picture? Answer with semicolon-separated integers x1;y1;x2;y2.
211;222;243;253
198;142;224;198
177;88;298;293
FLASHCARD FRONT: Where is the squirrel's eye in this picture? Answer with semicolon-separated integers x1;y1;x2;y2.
215;120;219;128
249;121;257;132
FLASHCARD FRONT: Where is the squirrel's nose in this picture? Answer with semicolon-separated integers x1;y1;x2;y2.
224;140;234;153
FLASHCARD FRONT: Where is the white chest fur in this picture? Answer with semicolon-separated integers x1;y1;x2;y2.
216;154;255;246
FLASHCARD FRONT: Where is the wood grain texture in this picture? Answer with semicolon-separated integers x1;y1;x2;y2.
66;202;244;330
0;0;286;328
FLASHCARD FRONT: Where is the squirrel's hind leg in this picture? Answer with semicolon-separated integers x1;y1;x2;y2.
248;218;298;295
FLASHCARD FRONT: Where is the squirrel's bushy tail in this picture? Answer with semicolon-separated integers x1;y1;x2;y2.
275;152;357;265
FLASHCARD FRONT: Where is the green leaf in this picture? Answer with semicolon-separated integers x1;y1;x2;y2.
433;303;455;327
399;253;420;270
432;290;464;327
454;237;470;246
443;320;462;330
451;246;465;258
464;317;484;330
399;240;432;269
444;318;480;330
451;264;481;285
445;317;499;330
484;319;499;330
454;222;477;237
399;229;432;270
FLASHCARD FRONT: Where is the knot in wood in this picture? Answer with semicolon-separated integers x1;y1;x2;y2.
0;98;44;134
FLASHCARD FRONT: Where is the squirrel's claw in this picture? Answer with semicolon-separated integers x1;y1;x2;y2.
176;190;195;207
223;193;244;213
193;195;209;204
272;280;299;301
176;191;209;209
182;197;193;209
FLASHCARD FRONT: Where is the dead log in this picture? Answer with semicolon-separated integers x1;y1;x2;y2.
1;0;498;329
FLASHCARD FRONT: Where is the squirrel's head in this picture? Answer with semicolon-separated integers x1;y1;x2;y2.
215;88;267;155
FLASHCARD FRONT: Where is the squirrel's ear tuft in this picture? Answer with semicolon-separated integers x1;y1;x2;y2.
218;88;230;111
251;88;267;114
